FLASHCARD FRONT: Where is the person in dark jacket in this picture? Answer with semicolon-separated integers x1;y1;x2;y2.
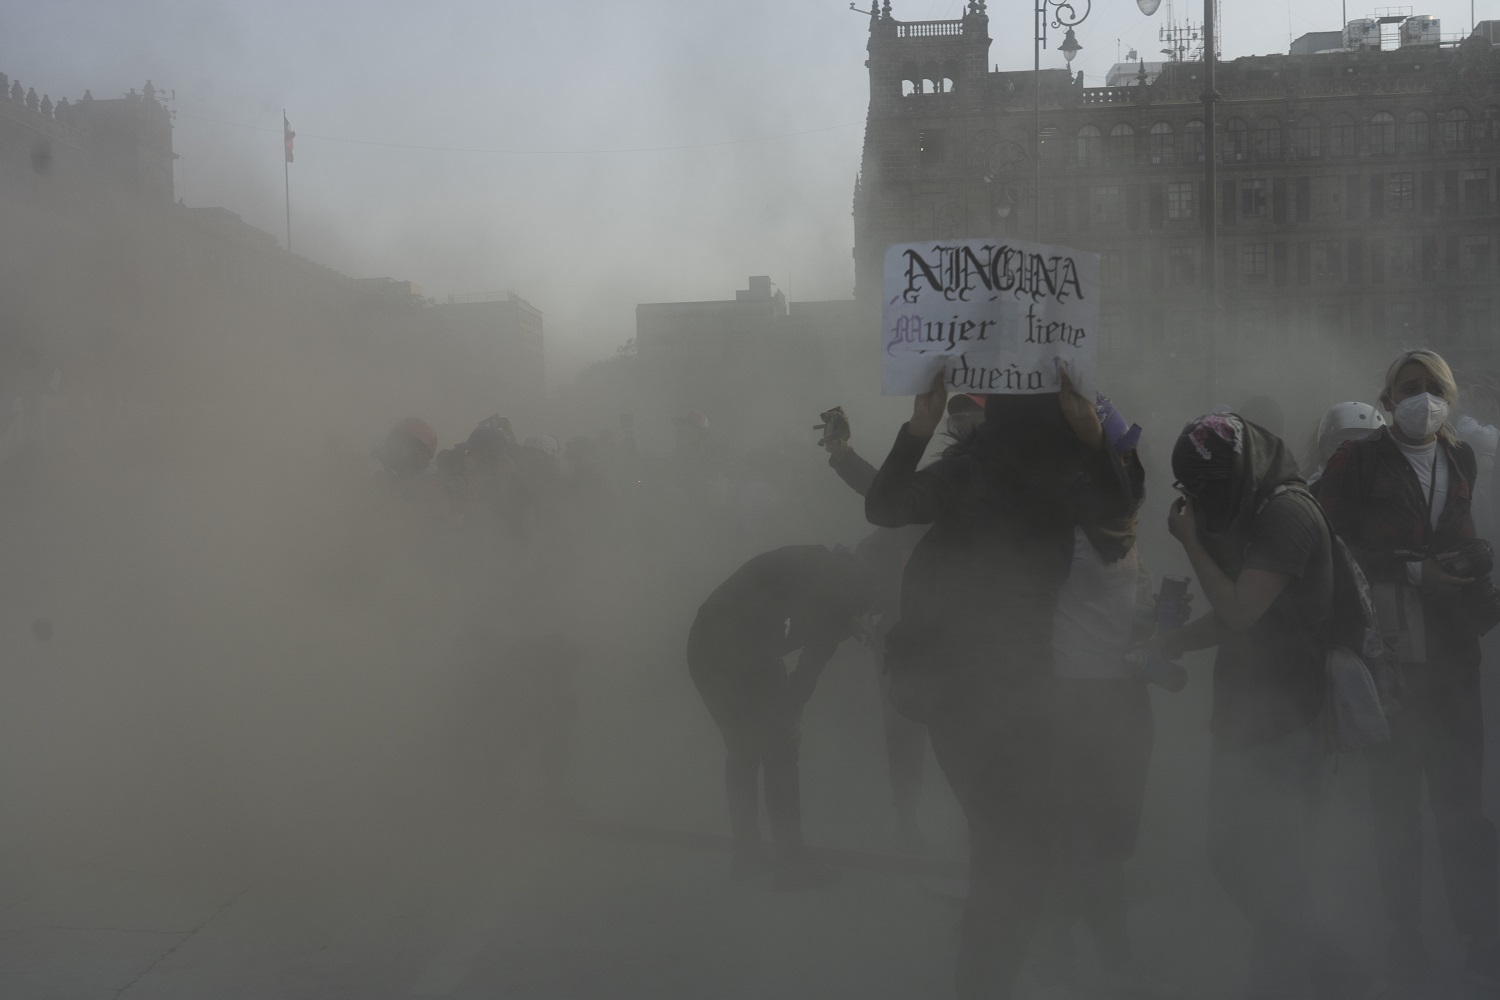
816;400;982;854
819;394;986;496
864;372;1128;1000
1318;349;1500;986
687;545;875;889
1154;412;1340;999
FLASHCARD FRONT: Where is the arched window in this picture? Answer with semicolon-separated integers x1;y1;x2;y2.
1328;113;1355;158
899;63;919;98
1253;116;1282;160
1226;118;1249;161
1369;112;1396;156
1403;110;1429;153
1292;115;1321;159
1444;108;1471;153
1148;121;1174;164
1108;123;1135;164
1077;125;1102;167
1182;119;1205;163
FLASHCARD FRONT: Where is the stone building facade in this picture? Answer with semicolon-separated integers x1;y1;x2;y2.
854;2;1500;397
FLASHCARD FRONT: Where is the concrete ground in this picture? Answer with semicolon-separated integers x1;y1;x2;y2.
0;828;962;1000
0;822;1493;1000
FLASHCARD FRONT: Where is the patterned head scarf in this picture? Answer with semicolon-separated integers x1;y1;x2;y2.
1171;413;1302;572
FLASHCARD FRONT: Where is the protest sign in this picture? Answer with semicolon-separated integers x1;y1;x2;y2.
881;237;1100;396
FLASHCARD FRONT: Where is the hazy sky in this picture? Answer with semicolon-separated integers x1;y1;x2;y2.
3;0;1494;377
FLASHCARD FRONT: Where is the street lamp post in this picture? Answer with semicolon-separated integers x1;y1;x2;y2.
1201;0;1220;400
1136;0;1218;397
1035;0;1090;241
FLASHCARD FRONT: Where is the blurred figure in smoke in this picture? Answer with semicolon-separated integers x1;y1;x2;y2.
509;433;562;526
1032;391;1150;994
818;401;986;853
1301;402;1386;494
1318;350;1500;987
686;544;875;889
438;417;515;517
865;372;1128;1000
671;408;730;505
1455;372;1500;544
379;417;438;478
1156;413;1345;999
375;417;448;516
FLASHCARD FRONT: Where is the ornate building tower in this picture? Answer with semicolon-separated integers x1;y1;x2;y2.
854;2;996;299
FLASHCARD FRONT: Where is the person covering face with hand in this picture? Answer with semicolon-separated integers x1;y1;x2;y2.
1158;411;1352;1000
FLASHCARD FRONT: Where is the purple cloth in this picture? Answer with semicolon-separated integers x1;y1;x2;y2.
1095;394;1142;454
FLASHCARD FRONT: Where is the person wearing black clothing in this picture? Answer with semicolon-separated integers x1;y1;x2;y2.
1318;349;1500;985
687;545;874;889
1154;413;1339;999
819;403;977;854
864;374;1128;1000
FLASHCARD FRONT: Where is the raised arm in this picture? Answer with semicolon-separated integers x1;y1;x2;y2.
864;373;966;527
829;447;879;497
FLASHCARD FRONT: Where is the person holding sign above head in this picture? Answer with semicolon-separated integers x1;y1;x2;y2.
864;368;1135;1000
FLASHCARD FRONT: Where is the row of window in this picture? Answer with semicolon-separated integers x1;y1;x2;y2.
1071;108;1497;166
1096;233;1496;289
1100;298;1494;349
1060;169;1495;230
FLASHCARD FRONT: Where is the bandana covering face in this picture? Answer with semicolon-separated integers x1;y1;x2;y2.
1171;413;1303;574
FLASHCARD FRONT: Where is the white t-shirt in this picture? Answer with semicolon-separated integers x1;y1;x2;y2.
1395;437;1449;584
1052;526;1139;678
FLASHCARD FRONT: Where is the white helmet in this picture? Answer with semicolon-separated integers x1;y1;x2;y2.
1457;414;1500;461
1316;402;1385;463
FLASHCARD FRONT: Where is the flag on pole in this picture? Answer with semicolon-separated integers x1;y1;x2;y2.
283;114;295;163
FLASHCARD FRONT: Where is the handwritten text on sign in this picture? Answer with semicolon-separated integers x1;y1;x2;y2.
881;238;1101;396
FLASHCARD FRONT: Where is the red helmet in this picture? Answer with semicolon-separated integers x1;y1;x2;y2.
392;417;438;457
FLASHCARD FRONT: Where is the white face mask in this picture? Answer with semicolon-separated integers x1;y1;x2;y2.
1393;392;1449;440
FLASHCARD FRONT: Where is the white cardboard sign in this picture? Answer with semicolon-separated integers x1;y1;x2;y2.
881;237;1101;396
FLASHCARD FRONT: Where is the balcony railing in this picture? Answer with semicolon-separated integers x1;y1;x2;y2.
896;19;966;37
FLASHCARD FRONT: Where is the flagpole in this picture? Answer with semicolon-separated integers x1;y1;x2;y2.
283;109;292;253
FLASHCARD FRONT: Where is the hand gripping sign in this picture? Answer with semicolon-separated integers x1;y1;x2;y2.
881;238;1101;396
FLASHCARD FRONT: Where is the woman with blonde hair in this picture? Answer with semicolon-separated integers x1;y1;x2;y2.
1318;348;1500;986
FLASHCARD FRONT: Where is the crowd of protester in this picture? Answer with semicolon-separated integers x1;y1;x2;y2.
73;340;1497;999
677;347;1500;999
